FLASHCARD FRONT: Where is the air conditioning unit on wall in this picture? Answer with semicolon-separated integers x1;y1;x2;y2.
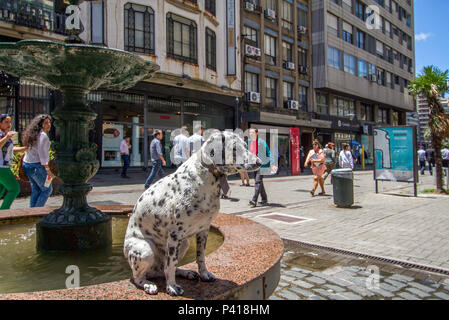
265;8;276;20
284;62;295;70
298;26;308;34
245;2;255;11
246;91;261;103
245;44;261;57
288;100;299;110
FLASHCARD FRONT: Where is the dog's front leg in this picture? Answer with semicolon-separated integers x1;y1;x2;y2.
196;230;216;282
165;232;184;296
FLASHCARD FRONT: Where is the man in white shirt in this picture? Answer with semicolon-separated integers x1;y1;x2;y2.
338;143;354;170
442;145;449;170
188;126;204;156
172;126;190;166
120;136;131;178
417;146;427;175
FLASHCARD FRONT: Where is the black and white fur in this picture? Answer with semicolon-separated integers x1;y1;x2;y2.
124;131;262;296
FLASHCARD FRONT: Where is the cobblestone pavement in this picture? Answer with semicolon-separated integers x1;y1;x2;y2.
269;241;449;300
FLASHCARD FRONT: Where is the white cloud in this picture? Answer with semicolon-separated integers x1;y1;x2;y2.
415;32;433;42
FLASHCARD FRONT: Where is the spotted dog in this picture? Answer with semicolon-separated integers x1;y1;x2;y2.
124;131;262;296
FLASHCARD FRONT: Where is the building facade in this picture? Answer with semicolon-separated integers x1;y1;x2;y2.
76;0;242;169
311;0;415;162
240;0;322;172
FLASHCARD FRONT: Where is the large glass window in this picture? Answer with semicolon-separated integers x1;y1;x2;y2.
298;47;308;68
281;1;293;31
358;59;368;79
205;28;216;71
264;34;277;65
282;41;293;63
205;0;216;16
166;13;198;64
245;72;259;92
356;30;365;49
283;81;293;104
344;53;355;75
378;108;389;124
91;0;104;44
297;8;308;28
316;93;329;115
327;13;338;37
342;21;353;44
243;25;258;46
334;97;355;118
298;86;308;111
360;103;374;121
328;46;340;69
125;3;155;54
265;77;277;108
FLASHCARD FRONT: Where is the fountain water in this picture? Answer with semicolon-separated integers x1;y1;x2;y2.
0;0;160;251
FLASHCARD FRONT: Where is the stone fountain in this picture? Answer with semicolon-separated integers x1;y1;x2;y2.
0;0;160;251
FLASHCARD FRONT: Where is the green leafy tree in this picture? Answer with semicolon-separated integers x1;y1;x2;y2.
408;66;449;194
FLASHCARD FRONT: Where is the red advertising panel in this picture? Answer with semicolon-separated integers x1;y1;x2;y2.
290;128;301;176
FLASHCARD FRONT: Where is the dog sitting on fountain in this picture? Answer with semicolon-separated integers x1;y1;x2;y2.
124;131;262;296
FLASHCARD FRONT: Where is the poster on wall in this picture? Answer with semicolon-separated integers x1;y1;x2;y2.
373;126;417;183
102;123;124;167
290;128;301;176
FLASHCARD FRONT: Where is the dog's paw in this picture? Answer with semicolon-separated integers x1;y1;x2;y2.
167;284;184;296
200;271;216;282
143;283;158;295
179;270;200;280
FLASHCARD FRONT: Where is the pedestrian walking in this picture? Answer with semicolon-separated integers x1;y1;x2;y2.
299;146;305;173
442;145;449;175
426;145;436;176
418;146;427;175
22;114;54;208
339;143;354;170
305;140;327;197
172;126;190;167
239;136;251;186
120;136;131;178
0;114;26;210
248;128;276;207
188;125;204;156
144;130;166;189
322;142;337;183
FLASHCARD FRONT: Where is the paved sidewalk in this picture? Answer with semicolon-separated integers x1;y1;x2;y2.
9;169;449;272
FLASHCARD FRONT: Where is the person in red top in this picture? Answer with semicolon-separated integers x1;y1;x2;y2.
305;140;327;197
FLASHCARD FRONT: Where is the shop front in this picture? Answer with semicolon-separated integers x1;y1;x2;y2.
89;88;236;169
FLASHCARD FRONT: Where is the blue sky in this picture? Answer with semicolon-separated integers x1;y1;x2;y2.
414;0;449;76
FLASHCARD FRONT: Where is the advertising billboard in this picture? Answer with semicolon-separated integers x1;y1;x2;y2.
373;126;417;184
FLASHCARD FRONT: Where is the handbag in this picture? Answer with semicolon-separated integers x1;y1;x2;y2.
18;154;29;182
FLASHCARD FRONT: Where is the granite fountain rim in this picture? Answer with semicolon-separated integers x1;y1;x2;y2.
0;206;284;300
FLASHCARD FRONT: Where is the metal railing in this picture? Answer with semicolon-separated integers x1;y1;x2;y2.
0;0;68;36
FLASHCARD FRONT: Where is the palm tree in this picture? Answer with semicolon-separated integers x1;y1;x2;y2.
408;66;449;194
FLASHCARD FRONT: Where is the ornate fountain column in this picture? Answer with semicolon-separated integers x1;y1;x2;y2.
0;0;160;251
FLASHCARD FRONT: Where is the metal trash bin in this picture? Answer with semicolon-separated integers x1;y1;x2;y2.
331;168;354;208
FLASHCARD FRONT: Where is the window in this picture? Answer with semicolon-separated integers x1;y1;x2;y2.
205;0;216;16
298;47;307;67
265;77;277;107
360;103;374;121
281;1;293;31
282;41;293;63
342;0;352;12
334;97;355;118
342;21;353;44
243;25;258;46
316;93;329;115
264;0;276;11
264;34;277;65
283;81;293;104
376;40;384;58
378;108;389;123
297;8;308;28
356;30;365;49
355;1;366;21
327;13;338;37
245;72;259;93
91;0;104;44
344;53;355;75
205;28;216;71
328;46;340;69
358;59;368;79
298;86;308;111
166;13;198;64
376;67;386;86
125;3;155;54
392;111;399;126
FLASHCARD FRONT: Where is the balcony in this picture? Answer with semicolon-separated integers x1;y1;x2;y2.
0;0;68;36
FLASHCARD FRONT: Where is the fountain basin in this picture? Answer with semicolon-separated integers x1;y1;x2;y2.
0;206;283;300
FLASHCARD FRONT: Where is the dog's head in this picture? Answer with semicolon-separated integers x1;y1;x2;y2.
200;131;262;175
